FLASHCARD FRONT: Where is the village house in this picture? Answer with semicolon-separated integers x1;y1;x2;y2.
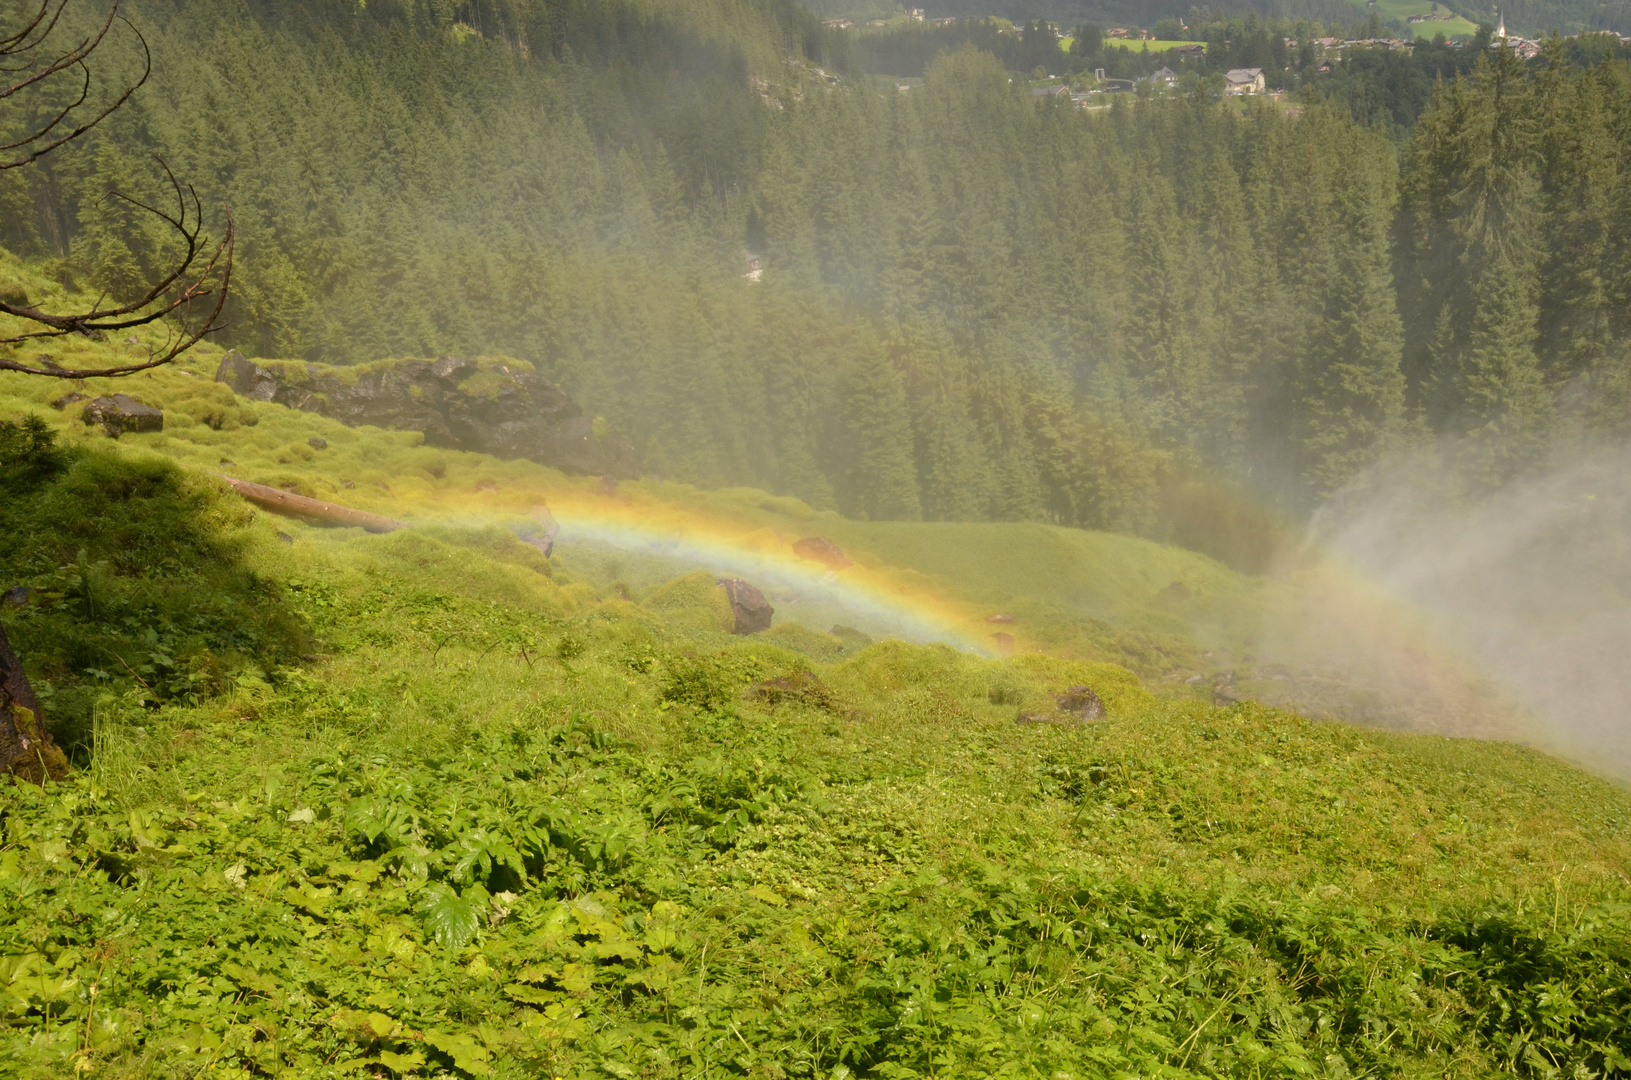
1150;66;1178;85
1031;85;1071;101
1224;68;1266;94
1174;44;1206;61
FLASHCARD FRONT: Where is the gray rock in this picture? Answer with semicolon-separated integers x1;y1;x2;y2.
51;392;86;411
514;507;559;557
2;586;30;606
215;350;279;401
82;394;163;437
432;354;474;381
716;577;773;634
1055;685;1105;721
307;437;327;450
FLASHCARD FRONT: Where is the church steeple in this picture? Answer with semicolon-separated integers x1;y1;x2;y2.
1496;8;1507;38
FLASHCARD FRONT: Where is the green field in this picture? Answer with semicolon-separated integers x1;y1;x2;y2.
1088;38;1205;53
1353;0;1483;38
3;247;1631;1077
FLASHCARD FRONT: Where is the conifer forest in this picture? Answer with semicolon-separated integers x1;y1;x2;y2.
3;0;1626;531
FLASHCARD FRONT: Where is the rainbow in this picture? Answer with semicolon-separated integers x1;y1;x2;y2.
412;480;994;654
252;463;1551;762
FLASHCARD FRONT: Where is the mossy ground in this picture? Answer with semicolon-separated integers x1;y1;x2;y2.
2;289;1630;1076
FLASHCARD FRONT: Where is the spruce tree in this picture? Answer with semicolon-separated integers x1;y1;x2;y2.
840;346;922;522
1298;118;1407;500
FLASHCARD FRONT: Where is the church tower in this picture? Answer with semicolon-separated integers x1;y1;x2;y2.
1496;9;1507;38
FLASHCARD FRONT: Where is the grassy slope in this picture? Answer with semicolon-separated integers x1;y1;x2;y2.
2;262;1630;1076
1347;0;1482;37
1098;38;1201;51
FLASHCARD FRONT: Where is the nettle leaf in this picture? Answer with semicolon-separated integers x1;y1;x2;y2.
383;844;432;882
377;1048;427;1074
448;828;525;886
503;982;557;1006
423;1029;491;1076
416;883;486;949
345;797;413;848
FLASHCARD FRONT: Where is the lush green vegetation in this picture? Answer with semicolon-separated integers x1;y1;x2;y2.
3;355;1631;1078
3;7;1631;1072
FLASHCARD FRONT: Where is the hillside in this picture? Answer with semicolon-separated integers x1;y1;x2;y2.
3;2;1631;1076
4;318;1631;1076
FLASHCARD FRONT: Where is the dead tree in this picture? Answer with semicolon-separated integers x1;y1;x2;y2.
1;3;230;783
0;619;67;783
0;0;232;379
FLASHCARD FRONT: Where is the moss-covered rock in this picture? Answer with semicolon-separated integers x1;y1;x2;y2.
215;352;638;478
642;569;736;635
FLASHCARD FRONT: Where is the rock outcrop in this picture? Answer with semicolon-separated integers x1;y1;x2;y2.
82;394;163;437
215;351;639;479
716;577;774;634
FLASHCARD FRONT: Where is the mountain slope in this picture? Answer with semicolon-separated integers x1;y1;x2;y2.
3;336;1631;1077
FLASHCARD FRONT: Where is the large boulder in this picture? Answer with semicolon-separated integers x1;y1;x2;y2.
215;350;280;400
716;577;774;635
792;536;851;570
1055;685;1105;721
214;353;640;479
82;394;163;437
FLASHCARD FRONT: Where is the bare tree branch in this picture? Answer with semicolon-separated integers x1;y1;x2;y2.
0;1;142;166
0;2;231;379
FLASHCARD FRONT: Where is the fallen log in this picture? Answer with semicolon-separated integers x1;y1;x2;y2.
220;476;407;534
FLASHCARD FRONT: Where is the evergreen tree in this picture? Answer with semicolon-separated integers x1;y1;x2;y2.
1297;113;1407;500
840;345;921;522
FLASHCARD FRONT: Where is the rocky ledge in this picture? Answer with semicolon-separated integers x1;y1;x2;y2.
216;351;639;479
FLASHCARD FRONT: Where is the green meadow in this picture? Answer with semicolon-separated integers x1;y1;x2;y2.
1092;39;1204;53
4;292;1631;1077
